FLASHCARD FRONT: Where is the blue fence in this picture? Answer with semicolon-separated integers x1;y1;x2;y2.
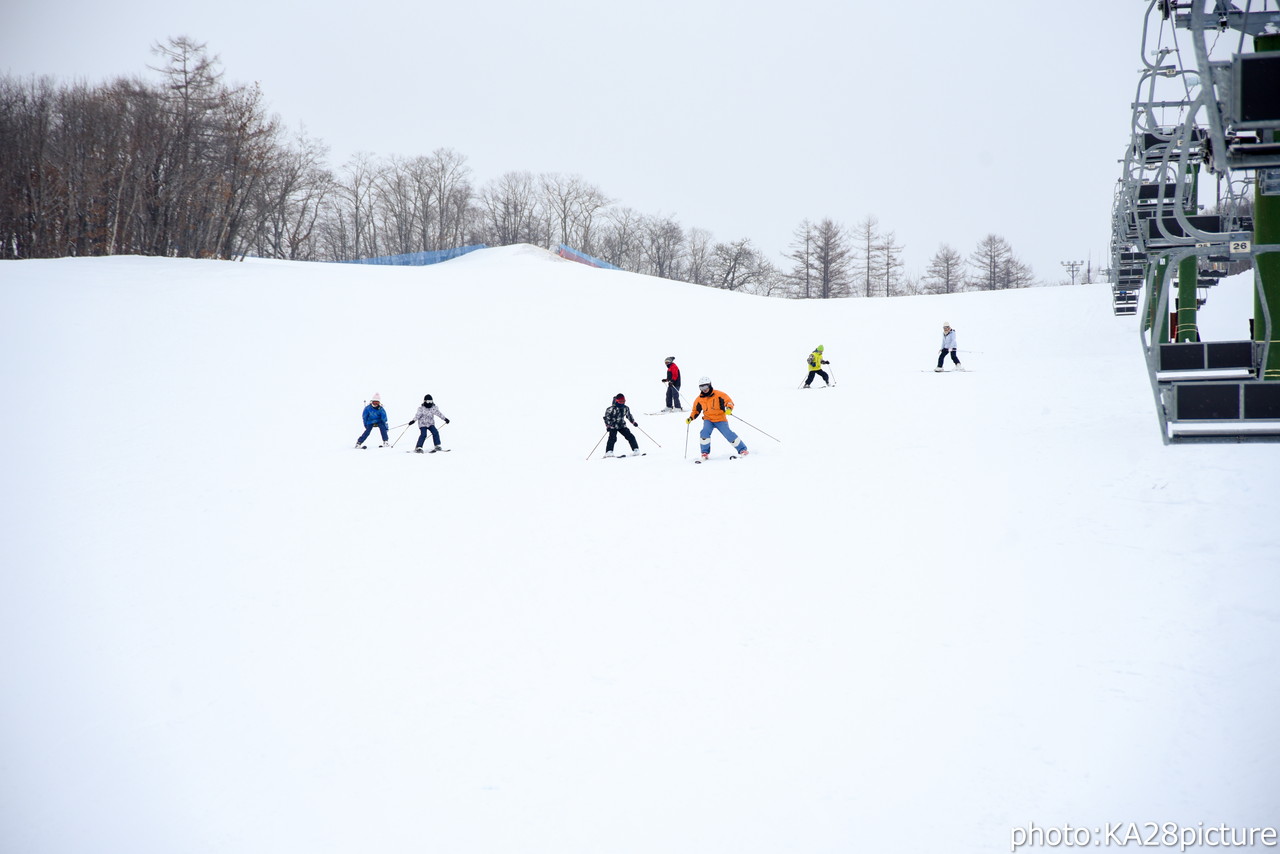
337;245;487;266
556;244;621;270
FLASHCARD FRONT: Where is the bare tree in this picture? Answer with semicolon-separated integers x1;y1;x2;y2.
597;206;644;270
923;243;965;294
334;153;383;259
540;173;611;254
878;231;906;297
477;171;545;246
968;234;1012;290
251;128;335;259
745;257;785;296
1001;255;1037;289
784;219;816;299
811;218;853;299
208;80;278;259
968;234;1034;289
148;37;225;256
896;272;924;296
709;237;768;292
852;214;882;297
422;148;474;251
685;227;714;286
642;214;686;279
2;77;66;257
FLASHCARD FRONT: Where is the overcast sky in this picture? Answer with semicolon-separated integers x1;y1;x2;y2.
5;0;1161;282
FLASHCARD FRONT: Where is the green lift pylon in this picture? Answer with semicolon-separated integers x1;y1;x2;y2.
1177;164;1200;342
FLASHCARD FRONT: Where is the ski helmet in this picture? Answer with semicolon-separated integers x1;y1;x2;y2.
698;376;711;387
614;393;625;403
424;394;433;402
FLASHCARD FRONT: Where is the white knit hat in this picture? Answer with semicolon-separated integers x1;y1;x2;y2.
371;393;381;402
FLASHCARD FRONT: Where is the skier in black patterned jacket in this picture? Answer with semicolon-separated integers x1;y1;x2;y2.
603;393;641;457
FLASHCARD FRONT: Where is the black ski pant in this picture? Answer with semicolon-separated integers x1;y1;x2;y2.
606;426;638;453
666;382;681;410
803;370;829;387
937;348;960;368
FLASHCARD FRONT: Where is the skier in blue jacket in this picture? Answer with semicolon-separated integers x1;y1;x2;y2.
356;393;390;447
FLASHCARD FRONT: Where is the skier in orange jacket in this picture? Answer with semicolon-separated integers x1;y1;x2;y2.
686;376;748;460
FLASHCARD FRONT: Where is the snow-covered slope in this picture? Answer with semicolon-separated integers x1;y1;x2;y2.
2;248;1277;854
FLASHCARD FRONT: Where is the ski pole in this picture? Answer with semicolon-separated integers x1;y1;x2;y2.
730;413;781;442
684;420;691;459
633;422;662;448
391;421;413;448
586;431;607;460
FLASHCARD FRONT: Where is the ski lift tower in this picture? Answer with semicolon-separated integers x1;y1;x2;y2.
1061;260;1085;285
1116;0;1280;442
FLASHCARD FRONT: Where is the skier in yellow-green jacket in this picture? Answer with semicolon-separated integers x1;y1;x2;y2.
802;345;831;388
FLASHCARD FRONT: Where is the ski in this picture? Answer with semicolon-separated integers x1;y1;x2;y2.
407;448;452;454
603;453;646;458
693;455;738;464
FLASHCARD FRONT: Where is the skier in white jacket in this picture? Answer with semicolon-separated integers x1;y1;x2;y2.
935;323;962;372
412;394;450;452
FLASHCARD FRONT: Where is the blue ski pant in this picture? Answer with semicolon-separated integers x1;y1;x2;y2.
415;425;440;449
358;423;389;444
700;419;746;455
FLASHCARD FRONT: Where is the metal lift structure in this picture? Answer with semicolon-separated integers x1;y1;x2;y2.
1110;0;1280;443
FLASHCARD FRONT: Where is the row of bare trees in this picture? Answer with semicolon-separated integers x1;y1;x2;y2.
782;216;1036;299
2;38;1038;295
1;38;278;260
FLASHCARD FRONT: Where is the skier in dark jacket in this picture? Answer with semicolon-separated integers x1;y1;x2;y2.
356;393;390;448
603;393;641;457
662;356;682;411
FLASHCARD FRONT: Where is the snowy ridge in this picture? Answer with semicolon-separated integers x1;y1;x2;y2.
1;248;1277;854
